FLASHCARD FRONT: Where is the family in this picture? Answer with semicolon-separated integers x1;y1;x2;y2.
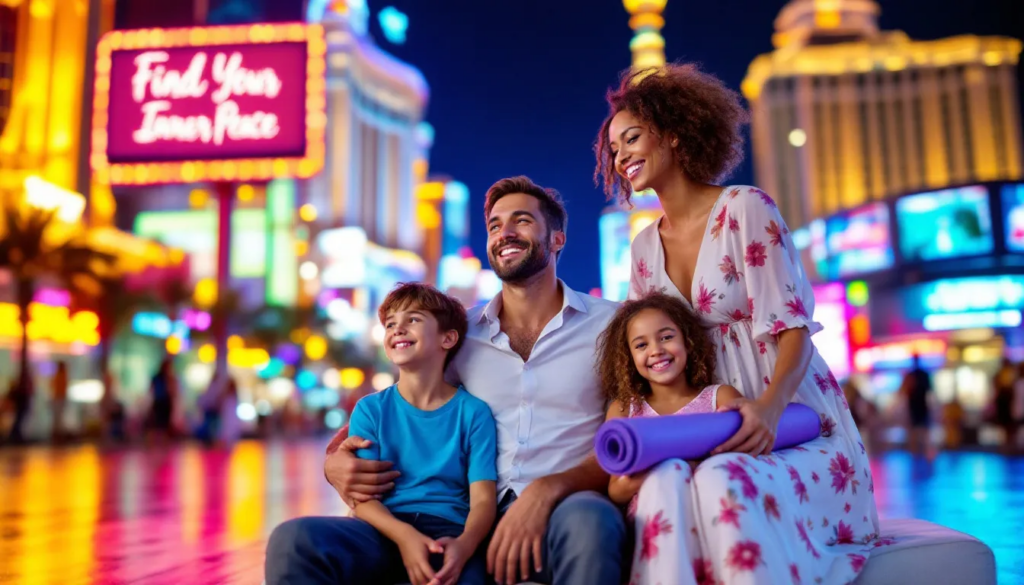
265;64;879;585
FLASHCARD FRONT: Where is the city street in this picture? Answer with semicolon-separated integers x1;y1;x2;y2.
0;440;1021;584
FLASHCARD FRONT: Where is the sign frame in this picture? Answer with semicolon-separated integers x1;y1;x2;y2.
91;23;327;186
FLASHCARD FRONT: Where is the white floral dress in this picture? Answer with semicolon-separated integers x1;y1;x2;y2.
627;186;884;585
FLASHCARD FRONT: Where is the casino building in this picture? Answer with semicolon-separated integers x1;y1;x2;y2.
743;0;1024;426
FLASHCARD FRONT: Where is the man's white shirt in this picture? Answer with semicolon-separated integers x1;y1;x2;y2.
448;281;618;498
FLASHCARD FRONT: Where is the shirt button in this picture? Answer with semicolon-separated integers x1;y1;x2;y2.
518;439;526;445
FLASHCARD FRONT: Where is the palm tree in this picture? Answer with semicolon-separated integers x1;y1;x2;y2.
0;199;117;393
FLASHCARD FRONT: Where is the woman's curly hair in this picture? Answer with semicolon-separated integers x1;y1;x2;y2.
597;292;718;411
594;64;749;205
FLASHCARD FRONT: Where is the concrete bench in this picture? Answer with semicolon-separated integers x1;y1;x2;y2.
264;518;993;585
489;518;996;585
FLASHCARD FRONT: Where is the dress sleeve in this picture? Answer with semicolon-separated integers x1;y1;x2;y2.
628;227;654;301
732;187;822;343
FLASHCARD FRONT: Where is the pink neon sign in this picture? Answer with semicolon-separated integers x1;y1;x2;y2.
106;42;307;162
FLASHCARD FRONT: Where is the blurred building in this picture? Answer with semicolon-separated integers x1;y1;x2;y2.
744;1;1024;439
742;0;1023;228
0;0;185;401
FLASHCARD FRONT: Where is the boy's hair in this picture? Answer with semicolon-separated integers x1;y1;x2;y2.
596;292;717;411
378;282;469;369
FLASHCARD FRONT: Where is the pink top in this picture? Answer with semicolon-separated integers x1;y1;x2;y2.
629;384;722;418
625;384;721;517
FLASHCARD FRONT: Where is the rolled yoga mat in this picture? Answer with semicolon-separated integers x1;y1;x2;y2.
595;403;821;476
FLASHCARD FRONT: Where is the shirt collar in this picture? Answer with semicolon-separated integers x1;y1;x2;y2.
478;279;589;328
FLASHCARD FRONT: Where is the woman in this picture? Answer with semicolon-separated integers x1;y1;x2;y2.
594;64;880;584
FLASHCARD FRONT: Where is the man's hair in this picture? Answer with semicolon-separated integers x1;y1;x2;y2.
378;282;469;369
484;176;568;259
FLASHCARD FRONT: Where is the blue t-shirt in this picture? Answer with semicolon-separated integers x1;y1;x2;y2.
349;385;498;525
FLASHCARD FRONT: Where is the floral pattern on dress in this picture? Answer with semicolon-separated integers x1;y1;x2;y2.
625;186;878;585
720;255;743;285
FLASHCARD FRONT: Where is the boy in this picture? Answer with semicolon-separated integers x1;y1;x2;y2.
348;283;497;585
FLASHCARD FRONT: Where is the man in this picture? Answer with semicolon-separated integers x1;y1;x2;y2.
266;177;627;585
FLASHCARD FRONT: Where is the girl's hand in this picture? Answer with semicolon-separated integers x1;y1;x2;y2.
713;396;783;457
609;471;650;505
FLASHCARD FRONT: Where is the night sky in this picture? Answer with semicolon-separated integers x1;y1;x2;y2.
269;0;1022;293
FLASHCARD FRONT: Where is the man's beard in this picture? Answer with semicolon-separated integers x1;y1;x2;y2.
489;237;551;283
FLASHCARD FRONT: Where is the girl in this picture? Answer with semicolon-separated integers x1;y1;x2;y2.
598;293;742;517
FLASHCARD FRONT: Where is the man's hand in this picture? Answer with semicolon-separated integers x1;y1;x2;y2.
324;434;400;506
395;526;444;585
430;536;473;585
487;479;559;585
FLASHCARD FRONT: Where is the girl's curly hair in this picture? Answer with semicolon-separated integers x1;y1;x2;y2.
594;64;749;205
597;292;718;411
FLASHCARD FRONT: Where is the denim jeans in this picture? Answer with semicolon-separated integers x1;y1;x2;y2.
266;491;628;585
265;511;487;584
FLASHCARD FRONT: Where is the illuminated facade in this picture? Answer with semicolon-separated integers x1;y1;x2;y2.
305;0;430;254
0;0;115;202
742;0;1023;228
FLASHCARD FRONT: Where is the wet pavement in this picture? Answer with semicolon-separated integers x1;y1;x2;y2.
0;440;1021;584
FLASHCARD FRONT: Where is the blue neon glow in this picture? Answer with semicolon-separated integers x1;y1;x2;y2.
1003;184;1024;252
297;370;319;391
377;6;408;44
132;313;190;340
922;276;1024;314
923;310;1022;331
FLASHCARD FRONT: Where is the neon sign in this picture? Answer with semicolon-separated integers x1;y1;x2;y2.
922;276;1024;314
0;303;100;346
378;7;409;44
92;24;327;185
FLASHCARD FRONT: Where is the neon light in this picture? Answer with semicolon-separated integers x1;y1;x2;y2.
34;289;70;307
132;312;191;339
847;281;869;307
24;176;87;223
91;23;327;186
923;310;1022;332
296;370;318;390
182;309;211;331
853;339;947;373
378;7;409;44
921;276;1024;314
0;303;100;346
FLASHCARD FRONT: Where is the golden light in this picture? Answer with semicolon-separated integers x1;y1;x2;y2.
299;203;318;222
227;335;244;351
0;303;100;346
322;368;340;389
340;368;365;390
188;189;207;207
166;336;183;355
194;278;218;308
198;344;216;363
228;347;270;368
416;202;441;229
416;182;445;201
237;184;255;202
294;240;309;256
304;335;328;360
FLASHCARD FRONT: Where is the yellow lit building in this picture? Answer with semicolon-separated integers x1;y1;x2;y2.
0;0;115;209
742;0;1023;228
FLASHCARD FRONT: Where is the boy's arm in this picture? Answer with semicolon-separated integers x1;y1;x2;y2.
458;480;497;550
352;499;416;541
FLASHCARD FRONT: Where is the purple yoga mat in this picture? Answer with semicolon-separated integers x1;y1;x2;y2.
595;403;821;476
